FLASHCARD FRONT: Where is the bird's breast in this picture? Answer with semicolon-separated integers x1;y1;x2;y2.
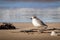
32;19;41;27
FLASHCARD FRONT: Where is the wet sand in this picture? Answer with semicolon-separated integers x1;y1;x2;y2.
0;22;60;40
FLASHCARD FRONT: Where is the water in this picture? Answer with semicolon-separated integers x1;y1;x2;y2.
0;1;60;22
0;11;60;22
0;8;60;22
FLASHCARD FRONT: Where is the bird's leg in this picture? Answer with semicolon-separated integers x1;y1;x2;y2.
38;26;48;33
39;29;44;33
37;27;44;33
39;26;48;33
44;26;48;31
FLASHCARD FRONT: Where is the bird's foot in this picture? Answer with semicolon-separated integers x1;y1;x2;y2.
37;29;44;33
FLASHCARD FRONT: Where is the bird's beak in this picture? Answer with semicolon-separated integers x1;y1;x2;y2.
30;18;32;20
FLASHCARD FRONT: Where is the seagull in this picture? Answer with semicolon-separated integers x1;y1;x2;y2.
30;16;48;33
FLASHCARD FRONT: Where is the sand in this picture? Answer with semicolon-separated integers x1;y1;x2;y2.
0;22;60;40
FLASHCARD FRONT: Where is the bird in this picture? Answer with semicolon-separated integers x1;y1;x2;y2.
30;16;48;33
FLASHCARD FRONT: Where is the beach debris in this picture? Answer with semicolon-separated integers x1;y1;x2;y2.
20;29;36;33
20;29;37;35
0;22;16;29
47;27;56;31
50;31;58;36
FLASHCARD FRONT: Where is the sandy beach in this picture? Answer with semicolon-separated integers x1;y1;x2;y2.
0;22;60;40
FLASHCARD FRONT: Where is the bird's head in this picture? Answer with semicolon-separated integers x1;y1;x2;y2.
30;16;37;20
32;16;37;19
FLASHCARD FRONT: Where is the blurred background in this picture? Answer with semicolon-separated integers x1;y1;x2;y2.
0;0;60;22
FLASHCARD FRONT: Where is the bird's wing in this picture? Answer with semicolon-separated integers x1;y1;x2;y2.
37;18;47;26
40;20;47;26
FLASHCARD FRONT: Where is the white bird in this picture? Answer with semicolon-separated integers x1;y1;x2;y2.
31;16;48;33
51;31;58;36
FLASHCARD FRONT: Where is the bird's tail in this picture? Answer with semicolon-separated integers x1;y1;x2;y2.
44;25;48;30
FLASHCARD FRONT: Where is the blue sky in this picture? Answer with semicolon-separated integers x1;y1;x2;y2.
0;1;60;8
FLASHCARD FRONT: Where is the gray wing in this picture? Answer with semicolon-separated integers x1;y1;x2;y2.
40;20;47;26
37;18;47;26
